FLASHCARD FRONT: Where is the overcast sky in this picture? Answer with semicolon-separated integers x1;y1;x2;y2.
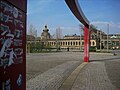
27;0;120;36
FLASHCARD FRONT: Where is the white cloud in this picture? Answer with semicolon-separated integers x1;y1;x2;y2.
91;21;108;25
91;21;120;29
90;21;120;34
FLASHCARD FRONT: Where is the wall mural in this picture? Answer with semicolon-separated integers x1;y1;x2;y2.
0;1;26;89
0;1;23;68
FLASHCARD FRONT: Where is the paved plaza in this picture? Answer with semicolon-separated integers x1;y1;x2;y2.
26;51;120;90
26;52;84;81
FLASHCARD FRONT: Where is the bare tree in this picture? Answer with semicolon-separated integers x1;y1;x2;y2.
56;27;62;39
55;27;63;51
28;23;36;37
27;23;37;53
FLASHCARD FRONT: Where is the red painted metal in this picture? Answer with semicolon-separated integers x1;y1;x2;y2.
0;0;27;90
6;0;27;12
65;0;90;62
65;0;89;26
84;25;89;62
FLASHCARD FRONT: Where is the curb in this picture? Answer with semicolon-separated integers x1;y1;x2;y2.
59;62;88;90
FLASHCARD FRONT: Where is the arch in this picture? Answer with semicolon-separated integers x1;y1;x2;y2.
65;0;89;26
65;0;90;62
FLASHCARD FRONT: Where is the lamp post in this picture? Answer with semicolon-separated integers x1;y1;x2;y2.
107;24;109;52
35;30;37;52
79;24;82;51
100;31;102;51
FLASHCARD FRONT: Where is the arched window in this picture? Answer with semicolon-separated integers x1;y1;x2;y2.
82;42;84;45
63;42;65;45
73;42;75;45
91;34;95;39
61;42;62;46
66;42;67;45
76;42;78;45
68;42;70;45
49;42;51;45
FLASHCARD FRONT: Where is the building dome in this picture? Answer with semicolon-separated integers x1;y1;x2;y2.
41;25;50;40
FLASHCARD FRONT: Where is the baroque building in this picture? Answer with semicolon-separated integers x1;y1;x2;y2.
26;25;120;51
41;25;51;40
42;29;120;50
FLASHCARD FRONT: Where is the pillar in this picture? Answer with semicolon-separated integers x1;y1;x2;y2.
84;25;90;62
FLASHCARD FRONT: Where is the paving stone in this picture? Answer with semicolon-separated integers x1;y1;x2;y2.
71;62;118;90
105;60;120;90
27;61;81;90
26;52;120;90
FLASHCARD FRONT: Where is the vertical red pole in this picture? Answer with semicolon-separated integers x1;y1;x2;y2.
84;25;89;62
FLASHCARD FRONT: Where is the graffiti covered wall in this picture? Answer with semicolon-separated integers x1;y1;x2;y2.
0;0;26;90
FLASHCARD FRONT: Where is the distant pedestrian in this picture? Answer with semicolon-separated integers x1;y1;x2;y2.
67;47;69;52
112;47;117;56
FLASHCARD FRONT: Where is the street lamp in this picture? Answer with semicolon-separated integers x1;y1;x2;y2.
107;23;109;52
100;31;102;51
79;24;83;51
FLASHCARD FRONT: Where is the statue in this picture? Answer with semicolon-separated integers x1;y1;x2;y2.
41;25;50;40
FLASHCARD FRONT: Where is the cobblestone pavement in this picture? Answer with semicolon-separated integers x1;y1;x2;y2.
26;52;120;90
71;53;120;90
105;60;120;90
71;62;118;90
26;52;84;90
27;61;81;90
26;52;84;80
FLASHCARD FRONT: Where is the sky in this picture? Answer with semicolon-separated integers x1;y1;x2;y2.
27;0;120;37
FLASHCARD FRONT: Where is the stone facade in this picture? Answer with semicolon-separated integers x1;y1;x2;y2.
26;26;120;50
45;29;120;49
41;25;50;40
